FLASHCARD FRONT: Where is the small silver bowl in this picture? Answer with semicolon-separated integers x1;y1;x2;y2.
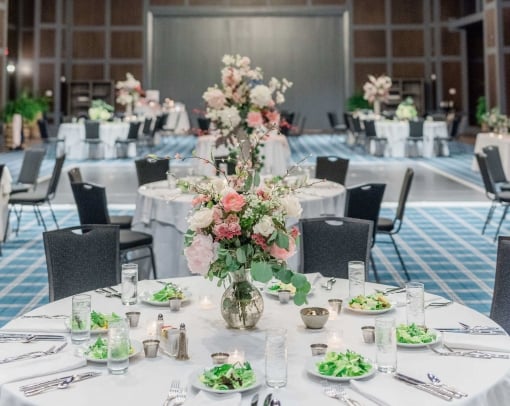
211;352;230;365
310;343;328;356
300;307;329;329
361;326;375;344
125;311;140;328
143;339;160;358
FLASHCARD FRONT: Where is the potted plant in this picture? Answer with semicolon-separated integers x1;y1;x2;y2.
476;96;489;132
346;91;371;112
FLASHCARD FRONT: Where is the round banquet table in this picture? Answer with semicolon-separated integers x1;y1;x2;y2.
193;134;291;176
1;276;509;406
131;179;345;278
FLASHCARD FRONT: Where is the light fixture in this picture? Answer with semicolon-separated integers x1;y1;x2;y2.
6;61;15;74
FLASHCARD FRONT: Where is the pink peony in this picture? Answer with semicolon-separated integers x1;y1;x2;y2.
213;215;242;240
246;111;264;128
184;234;218;275
269;237;296;261
252;233;269;250
221;192;246;212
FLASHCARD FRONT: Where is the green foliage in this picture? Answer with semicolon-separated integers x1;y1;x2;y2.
476;96;487;125
2;92;48;123
346;91;370;112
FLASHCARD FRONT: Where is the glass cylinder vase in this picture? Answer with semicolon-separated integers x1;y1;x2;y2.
221;269;264;329
373;100;381;116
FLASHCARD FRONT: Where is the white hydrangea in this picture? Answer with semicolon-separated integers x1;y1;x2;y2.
217;106;241;128
250;85;272;108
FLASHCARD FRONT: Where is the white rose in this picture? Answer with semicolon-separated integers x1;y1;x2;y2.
189;208;214;231
211;178;227;194
203;87;226;110
253;215;275;237
280;195;303;218
250;85;272;108
218;106;241;128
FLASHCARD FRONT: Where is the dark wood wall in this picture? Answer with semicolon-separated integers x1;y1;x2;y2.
0;0;7;109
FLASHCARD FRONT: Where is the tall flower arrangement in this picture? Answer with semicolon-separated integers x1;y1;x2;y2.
362;74;392;104
116;73;144;113
395;97;418;121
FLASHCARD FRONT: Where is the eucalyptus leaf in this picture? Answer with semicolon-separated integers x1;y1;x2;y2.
251;262;273;283
293;291;307;306
236;247;246;264
276;232;289;249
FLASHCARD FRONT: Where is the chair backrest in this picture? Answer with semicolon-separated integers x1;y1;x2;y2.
475;152;497;197
491;236;510;333
352;116;363;132
363;120;377;138
449;113;462;138
315;156;349;185
67;167;83;183
17;148;46;185
142;117;153;136
46;155;66;198
327;112;339;129
197;117;210;131
394;168;414;223
297;116;306;136
84;121;100;140
345;183;386;245
214;156;237;175
299;216;372;279
482;145;507;184
344;113;354;131
37;119;49;140
70;182;111;225
152;115;166;136
409;120;424;138
134;158;170;186
43;224;120;301
126;121;141;141
0;164;5;181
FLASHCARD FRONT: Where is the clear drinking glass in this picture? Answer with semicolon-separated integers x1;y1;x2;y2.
71;294;91;344
375;317;397;373
348;261;365;298
166;171;177;189
406;282;425;326
121;263;138;305
107;318;130;374
265;328;287;388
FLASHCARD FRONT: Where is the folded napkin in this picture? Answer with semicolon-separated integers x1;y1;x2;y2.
443;333;510;353
2;317;69;333
186;391;241;406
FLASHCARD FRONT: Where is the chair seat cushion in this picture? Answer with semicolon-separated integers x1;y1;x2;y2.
376;217;395;232
84;139;102;144
10;184;31;194
111;215;133;229
499;191;510;202
119;230;153;250
9;191;47;204
499;182;510;192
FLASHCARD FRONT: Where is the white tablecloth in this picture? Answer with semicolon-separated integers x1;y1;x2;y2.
472;132;510;175
131;179;345;278
163;105;190;134
57;122;134;160
1;277;509;406
375;121;449;158
0;167;12;241
193;135;291;176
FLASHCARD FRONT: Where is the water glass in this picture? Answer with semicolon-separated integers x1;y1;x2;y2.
406;282;425;326
375;317;397;373
121;263;138;305
107;318;130;374
166;171;177;189
71;294;91;344
265;328;287;388
348;261;365;298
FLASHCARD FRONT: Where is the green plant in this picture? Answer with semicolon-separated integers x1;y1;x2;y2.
2;92;48;124
476;96;487;125
346;91;370;112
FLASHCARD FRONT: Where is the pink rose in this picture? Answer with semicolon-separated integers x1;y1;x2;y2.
265;110;280;125
269;237;296;261
184;234;218;275
221;192;246;212
246;111;264;128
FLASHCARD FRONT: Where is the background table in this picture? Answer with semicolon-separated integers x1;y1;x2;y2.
1;276;509;406
472;132;510;175
132;179;345;278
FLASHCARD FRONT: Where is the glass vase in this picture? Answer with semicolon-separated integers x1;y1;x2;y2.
221;269;264;329
373;100;381;116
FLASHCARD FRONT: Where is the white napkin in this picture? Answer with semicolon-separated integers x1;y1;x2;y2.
350;379;393;406
2;317;69;333
443;333;510;353
186;391;241;406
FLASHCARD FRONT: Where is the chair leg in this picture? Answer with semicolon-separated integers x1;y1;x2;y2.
3;208;10;243
47;201;59;229
32;205;41;226
12;206;22;236
494;205;509;242
390;234;410;281
482;203;496;235
35;206;47;231
148;246;157;279
370;251;380;283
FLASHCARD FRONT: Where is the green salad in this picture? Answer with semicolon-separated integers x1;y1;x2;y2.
85;337;134;360
199;362;256;391
397;323;437;344
151;283;184;302
348;294;391;310
90;311;121;330
316;351;372;378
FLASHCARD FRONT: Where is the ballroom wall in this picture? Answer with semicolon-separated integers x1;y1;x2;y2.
2;0;510;125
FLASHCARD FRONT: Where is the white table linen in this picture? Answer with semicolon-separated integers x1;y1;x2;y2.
375;120;449;158
163;104;190;134
193;135;291;176
0;167;12;241
1;277;509;406
132;179;345;278
472;132;510;175
57;122;134;160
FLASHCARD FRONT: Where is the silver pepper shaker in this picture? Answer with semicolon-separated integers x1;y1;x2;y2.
176;323;189;360
157;313;164;337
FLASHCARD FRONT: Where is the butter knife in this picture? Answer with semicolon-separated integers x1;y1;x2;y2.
23;372;102;396
435;328;506;335
394;373;453;401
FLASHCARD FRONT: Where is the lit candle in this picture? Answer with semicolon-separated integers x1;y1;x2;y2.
147;321;158;339
328;306;338;321
228;349;245;365
327;331;344;351
199;295;214;310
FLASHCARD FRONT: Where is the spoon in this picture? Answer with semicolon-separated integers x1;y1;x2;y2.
24;376;74;396
57;376;74;389
427;373;467;398
321;278;336;290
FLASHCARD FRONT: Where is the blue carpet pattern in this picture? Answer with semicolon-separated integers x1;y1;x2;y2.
0;204;500;327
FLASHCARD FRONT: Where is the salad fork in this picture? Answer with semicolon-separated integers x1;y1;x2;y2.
171;391;187;406
163;380;180;406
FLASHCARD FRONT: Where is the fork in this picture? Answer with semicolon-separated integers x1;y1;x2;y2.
324;385;361;405
425;301;452;309
163;380;180;406
171;391;187;406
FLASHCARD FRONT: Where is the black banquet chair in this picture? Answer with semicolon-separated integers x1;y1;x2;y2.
84;120;102;159
482;145;510;191
299;216;372;279
315;156;349;185
135;157;170;186
491;236;510;333
43;224;120;301
10;148;46;194
70;182;157;279
115;121;141;158
37;119;64;159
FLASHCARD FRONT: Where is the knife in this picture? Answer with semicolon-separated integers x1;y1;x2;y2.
23;372;102;396
394;373;453;401
435;328;506;335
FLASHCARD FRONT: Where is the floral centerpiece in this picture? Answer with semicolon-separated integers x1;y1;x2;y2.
482;107;508;134
202;54;292;173
116;73;144;115
88;99;113;121
395;97;418;121
363;74;392;116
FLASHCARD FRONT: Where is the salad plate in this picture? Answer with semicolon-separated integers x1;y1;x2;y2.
190;365;262;394
85;339;142;363
140;285;191;306
264;280;314;298
305;353;376;382
397;325;440;348
345;294;394;314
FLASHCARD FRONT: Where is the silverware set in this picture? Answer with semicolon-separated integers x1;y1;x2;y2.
424;300;452;309
323;384;361;405
394;372;466;401
19;371;102;397
95;287;121;298
162;380;186;406
0;333;66;343
374;286;405;295
429;343;509;359
435;325;506;335
21;315;68;319
0;342;67;364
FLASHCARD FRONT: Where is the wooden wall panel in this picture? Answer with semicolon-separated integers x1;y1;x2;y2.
485;7;495;47
270;0;307;4
110;64;143;83
111;0;143;26
440;0;462;20
442;61;462;108
392;30;424;57
111;32;143;59
487;54;496;107
22;0;34;26
230;0;268;5
0;9;4;47
41;0;56;23
73;0;105;26
72;64;104;80
39;63;54;91
72;32;105;58
504;8;510;47
21;31;34;59
189;0;229;5
392;63;425;78
441;28;461;55
40;29;55;58
353;0;385;25
150;0;185;5
505;54;510;114
353;30;386;58
354;63;387;90
391;0;423;24
312;0;346;4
